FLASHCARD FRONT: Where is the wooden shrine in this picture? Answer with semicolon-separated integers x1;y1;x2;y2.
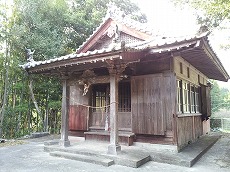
22;6;229;153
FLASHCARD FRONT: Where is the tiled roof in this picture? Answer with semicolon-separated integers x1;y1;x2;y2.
21;44;123;69
126;31;209;52
21;32;208;70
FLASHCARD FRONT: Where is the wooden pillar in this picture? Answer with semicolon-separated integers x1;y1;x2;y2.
107;74;121;155
59;78;70;147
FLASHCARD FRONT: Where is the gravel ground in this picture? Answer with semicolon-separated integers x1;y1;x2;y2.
0;132;229;172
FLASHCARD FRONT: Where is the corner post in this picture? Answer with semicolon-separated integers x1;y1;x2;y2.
59;77;70;147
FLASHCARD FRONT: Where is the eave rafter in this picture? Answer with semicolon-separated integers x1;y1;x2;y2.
201;38;229;81
27;52;122;75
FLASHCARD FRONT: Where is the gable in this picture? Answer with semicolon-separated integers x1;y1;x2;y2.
76;18;152;54
88;31;143;51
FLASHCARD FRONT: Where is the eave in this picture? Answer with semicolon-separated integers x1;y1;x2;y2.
26;51;122;75
180;38;229;82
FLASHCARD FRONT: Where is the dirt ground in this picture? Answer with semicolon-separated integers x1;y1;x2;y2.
0;132;229;172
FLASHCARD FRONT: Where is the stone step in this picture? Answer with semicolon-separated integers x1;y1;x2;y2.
31;132;49;138
50;151;114;167
46;145;150;168
150;135;221;167
110;153;151;168
44;140;59;146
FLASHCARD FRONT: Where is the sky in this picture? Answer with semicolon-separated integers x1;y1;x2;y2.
132;0;230;89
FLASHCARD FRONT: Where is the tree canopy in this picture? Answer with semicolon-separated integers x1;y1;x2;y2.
172;0;230;28
210;81;230;113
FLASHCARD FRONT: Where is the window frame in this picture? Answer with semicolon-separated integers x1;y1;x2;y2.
176;79;201;114
182;81;190;113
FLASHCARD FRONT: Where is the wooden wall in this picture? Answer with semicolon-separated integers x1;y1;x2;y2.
90;112;108;129
173;56;210;150
118;112;132;131
177;115;203;150
90;112;131;131
174;56;208;85
131;72;176;136
69;83;89;131
135;57;171;75
203;119;210;135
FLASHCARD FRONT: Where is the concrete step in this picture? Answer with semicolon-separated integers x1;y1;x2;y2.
46;144;150;168
110;153;151;168
150;135;220;167
44;140;59;146
178;135;220;167
50;151;114;167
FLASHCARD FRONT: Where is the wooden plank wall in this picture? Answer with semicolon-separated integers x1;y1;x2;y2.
118;112;132;131
174;56;209;150
162;73;177;137
174;56;208;85
89;111;107;129
131;73;176;136
177;115;203;150
69;83;89;131
201;84;211;117
90;112;131;131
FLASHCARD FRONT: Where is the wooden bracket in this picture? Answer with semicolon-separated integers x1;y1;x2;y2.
106;60;127;75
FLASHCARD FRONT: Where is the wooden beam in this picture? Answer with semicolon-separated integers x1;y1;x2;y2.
27;53;122;74
59;77;70;147
107;74;121;154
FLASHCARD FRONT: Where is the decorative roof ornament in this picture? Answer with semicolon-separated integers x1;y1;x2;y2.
196;25;210;37
25;48;35;63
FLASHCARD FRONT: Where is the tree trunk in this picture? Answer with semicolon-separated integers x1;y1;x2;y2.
17;81;24;133
28;77;44;131
44;91;49;132
0;42;10;138
27;97;31;134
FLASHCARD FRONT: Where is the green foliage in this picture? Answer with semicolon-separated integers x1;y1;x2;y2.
172;0;230;28
210;80;230;113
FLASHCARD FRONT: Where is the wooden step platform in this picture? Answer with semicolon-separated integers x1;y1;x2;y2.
84;131;135;146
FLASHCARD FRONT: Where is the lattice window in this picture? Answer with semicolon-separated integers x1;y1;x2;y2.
118;82;131;112
92;84;109;112
120;32;142;44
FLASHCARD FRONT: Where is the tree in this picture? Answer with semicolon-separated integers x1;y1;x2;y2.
210;81;223;113
0;0;12;137
210;80;230;113
172;0;230;28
